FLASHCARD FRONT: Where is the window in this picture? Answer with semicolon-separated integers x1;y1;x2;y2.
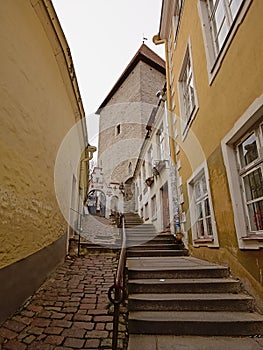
157;124;165;161
151;195;157;220
187;165;219;247
142;161;146;180
178;43;198;136
194;174;213;237
128;162;132;175
116;124;121;135
174;0;184;47
198;0;251;81
236;128;263;233
145;202;149;221
221;95;263;249
147;146;154;176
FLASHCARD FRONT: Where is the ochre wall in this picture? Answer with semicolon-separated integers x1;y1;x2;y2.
0;0;79;268
169;0;263;303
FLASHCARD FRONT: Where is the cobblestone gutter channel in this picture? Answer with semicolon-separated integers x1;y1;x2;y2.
0;253;129;350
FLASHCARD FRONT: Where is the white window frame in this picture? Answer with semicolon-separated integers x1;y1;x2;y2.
147;145;154;177
173;0;184;49
198;0;252;84
178;39;199;139
187;162;219;248
151;195;157;221
157;123;165;161
221;94;263;250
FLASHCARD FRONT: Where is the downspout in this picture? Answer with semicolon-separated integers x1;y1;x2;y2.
153;35;181;236
152;35;176;166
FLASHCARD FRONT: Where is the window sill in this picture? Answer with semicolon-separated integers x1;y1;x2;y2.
193;237;219;248
242;235;263;241
194;237;214;244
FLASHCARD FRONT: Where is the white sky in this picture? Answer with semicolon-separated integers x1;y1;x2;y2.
52;0;164;145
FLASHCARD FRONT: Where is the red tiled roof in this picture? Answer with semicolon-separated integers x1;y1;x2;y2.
96;44;165;112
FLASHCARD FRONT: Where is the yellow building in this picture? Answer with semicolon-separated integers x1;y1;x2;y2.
155;0;263;308
0;0;91;323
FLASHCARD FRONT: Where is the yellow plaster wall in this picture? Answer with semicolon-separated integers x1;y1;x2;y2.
169;0;263;296
0;0;80;268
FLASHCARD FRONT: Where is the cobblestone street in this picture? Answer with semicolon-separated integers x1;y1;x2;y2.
0;253;128;350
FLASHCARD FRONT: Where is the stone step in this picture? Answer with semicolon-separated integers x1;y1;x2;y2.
126;232;175;244
128;265;230;280
128;293;254;312
128;335;263;350
128;278;241;294
128;311;263;336
125;226;156;232
127;249;188;257
127;244;182;250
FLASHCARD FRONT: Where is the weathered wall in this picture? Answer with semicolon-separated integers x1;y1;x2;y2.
0;0;82;268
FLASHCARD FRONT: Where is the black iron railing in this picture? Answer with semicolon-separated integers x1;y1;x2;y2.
108;214;127;350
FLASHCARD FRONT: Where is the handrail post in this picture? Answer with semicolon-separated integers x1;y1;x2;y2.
108;213;127;350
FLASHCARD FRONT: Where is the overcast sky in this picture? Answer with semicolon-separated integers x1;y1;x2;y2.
52;0;164;145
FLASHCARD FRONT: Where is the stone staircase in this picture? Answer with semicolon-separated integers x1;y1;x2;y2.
124;214;263;349
124;213;188;256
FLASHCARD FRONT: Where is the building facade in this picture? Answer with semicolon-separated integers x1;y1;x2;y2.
0;0;91;323
155;0;263;307
97;44;166;216
132;90;181;235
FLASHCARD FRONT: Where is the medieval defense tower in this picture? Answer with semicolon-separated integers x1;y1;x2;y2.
96;44;165;214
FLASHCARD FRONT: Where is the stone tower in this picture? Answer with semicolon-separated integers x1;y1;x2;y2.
96;44;165;213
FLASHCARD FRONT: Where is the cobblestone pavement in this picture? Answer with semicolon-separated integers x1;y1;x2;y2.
0;253;128;350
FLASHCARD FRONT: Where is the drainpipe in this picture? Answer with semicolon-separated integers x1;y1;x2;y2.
153;35;176;166
153;35;181;235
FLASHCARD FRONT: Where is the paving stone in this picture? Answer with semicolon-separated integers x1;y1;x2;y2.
63;337;85;348
50;320;72;328
73;314;92;322
93;315;113;322
85;330;109;339
73;321;94;330
85;338;100;348
0;327;17;340
31;319;51;328
26;305;43;313
3;339;27;350
44;335;64;345
44;327;63;335
95;323;105;330
62;327;86;338
22;334;36;344
3;320;26;333
27;327;44;335
50;312;66;319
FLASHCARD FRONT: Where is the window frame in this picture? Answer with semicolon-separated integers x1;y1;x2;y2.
178;40;199;138
198;0;252;83
157;123;165;161
173;0;184;49
221;94;263;249
151;195;157;221
187;163;219;248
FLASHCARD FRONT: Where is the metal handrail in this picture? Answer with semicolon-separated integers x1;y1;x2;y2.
108;214;127;350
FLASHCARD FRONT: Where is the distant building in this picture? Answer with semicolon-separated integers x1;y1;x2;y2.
132;86;178;234
155;0;263;308
97;44;166;215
